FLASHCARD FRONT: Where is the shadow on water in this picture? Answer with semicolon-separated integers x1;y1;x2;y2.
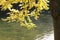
0;12;54;40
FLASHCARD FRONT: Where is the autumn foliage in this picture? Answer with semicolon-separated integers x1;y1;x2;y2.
0;0;49;29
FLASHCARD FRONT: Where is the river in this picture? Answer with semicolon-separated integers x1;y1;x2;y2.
35;31;54;40
0;13;54;40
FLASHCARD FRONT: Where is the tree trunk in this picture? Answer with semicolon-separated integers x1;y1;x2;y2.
50;0;60;40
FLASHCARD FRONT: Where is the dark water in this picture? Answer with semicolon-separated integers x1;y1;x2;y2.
0;13;54;40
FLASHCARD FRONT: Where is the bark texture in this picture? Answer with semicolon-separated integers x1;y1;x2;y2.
50;0;60;40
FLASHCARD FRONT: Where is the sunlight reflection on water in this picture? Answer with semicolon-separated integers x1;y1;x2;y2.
35;31;54;40
41;33;54;40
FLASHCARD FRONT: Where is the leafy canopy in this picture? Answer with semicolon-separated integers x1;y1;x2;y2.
1;0;49;29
